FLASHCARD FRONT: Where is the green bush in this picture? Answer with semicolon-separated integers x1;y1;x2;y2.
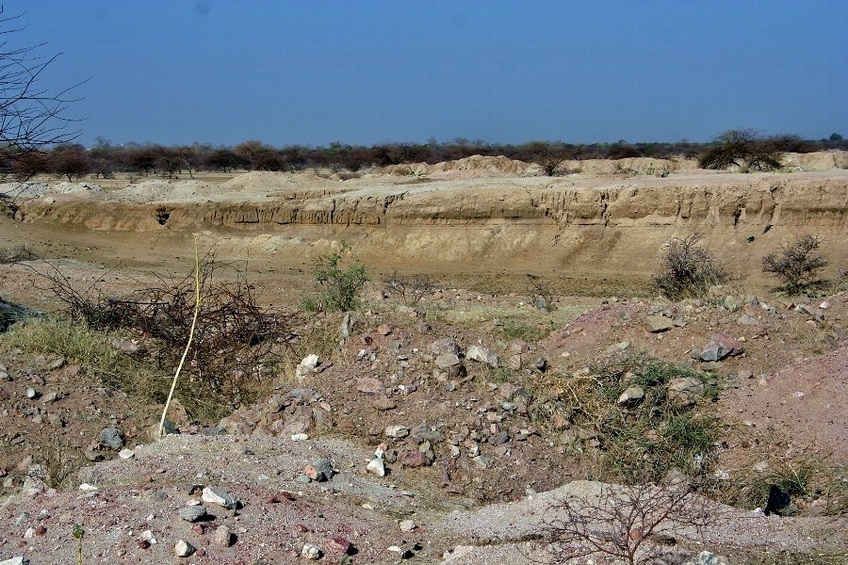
312;243;368;312
762;233;828;294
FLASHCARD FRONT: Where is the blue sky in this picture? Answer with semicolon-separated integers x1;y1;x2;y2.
11;0;848;147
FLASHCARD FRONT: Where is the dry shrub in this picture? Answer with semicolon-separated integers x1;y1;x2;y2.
37;259;294;422
541;482;716;565
0;245;37;264
384;272;434;307
652;233;730;300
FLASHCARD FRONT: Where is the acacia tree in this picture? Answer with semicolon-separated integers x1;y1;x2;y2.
699;129;783;171
0;9;83;153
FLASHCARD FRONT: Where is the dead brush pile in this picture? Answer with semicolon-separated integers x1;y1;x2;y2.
40;259;295;422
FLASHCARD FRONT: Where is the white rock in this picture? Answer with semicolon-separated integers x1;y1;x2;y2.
366;458;386;477
118;448;135;459
399;519;416;532
201;486;240;509
291;433;309;442
295;354;320;381
385;425;410;439
301;543;322;559
0;557;28;565
174;539;195;557
466;344;499;368
78;483;98;492
140;529;157;544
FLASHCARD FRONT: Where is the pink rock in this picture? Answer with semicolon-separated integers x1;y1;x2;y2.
400;450;431;468
355;377;384;394
325;536;352;557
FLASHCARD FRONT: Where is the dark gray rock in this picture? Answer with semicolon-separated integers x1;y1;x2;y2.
98;427;124;450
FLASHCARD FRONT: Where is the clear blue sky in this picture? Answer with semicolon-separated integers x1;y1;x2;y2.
11;0;848;147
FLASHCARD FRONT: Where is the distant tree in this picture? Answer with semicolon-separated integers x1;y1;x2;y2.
123;145;159;176
522;141;570;176
608;142;641;160
202;148;248;172
8;149;48;179
155;147;183;179
0;9;84;154
699;129;783;171
829;133;843;142
50;143;90;181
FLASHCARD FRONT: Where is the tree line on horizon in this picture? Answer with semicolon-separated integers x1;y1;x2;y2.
1;133;845;182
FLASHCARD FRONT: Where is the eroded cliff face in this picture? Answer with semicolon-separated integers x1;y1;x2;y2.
13;168;848;291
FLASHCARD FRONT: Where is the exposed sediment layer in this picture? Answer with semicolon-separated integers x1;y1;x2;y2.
12;167;848;292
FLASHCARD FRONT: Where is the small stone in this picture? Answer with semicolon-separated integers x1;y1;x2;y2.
399;450;431;468
214;525;234;547
40;391;59;403
140;529;157;545
366;458;386;477
0;558;28;565
201;486;241;509
646;315;674;333
466;344;499;368
399;519;416;532
301;543;322;560
617;385;645;406
78;483;98;492
178;505;208;522
295;354;319;381
174;539;195;557
303;458;334;482
99;427;124;450
118;448;135;459
355;377;384;394
290;433;309;442
667;377;706;407
385;425;410;439
325;536;352;557
377;323;393;336
26;387;38;400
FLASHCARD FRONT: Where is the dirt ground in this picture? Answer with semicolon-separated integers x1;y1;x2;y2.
0;156;847;564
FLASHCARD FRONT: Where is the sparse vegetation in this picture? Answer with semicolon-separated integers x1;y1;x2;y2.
528;353;722;484
311;243;368;312
651;233;730;300
541;482;715;565
762;233;828;294
384;272;434;307
27;258;293;423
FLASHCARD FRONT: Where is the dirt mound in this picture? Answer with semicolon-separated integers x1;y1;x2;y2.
566;156;700;176
111;179;215;203
220;170;344;194
382;155;534;178
783;150;848;171
0;181;104;199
